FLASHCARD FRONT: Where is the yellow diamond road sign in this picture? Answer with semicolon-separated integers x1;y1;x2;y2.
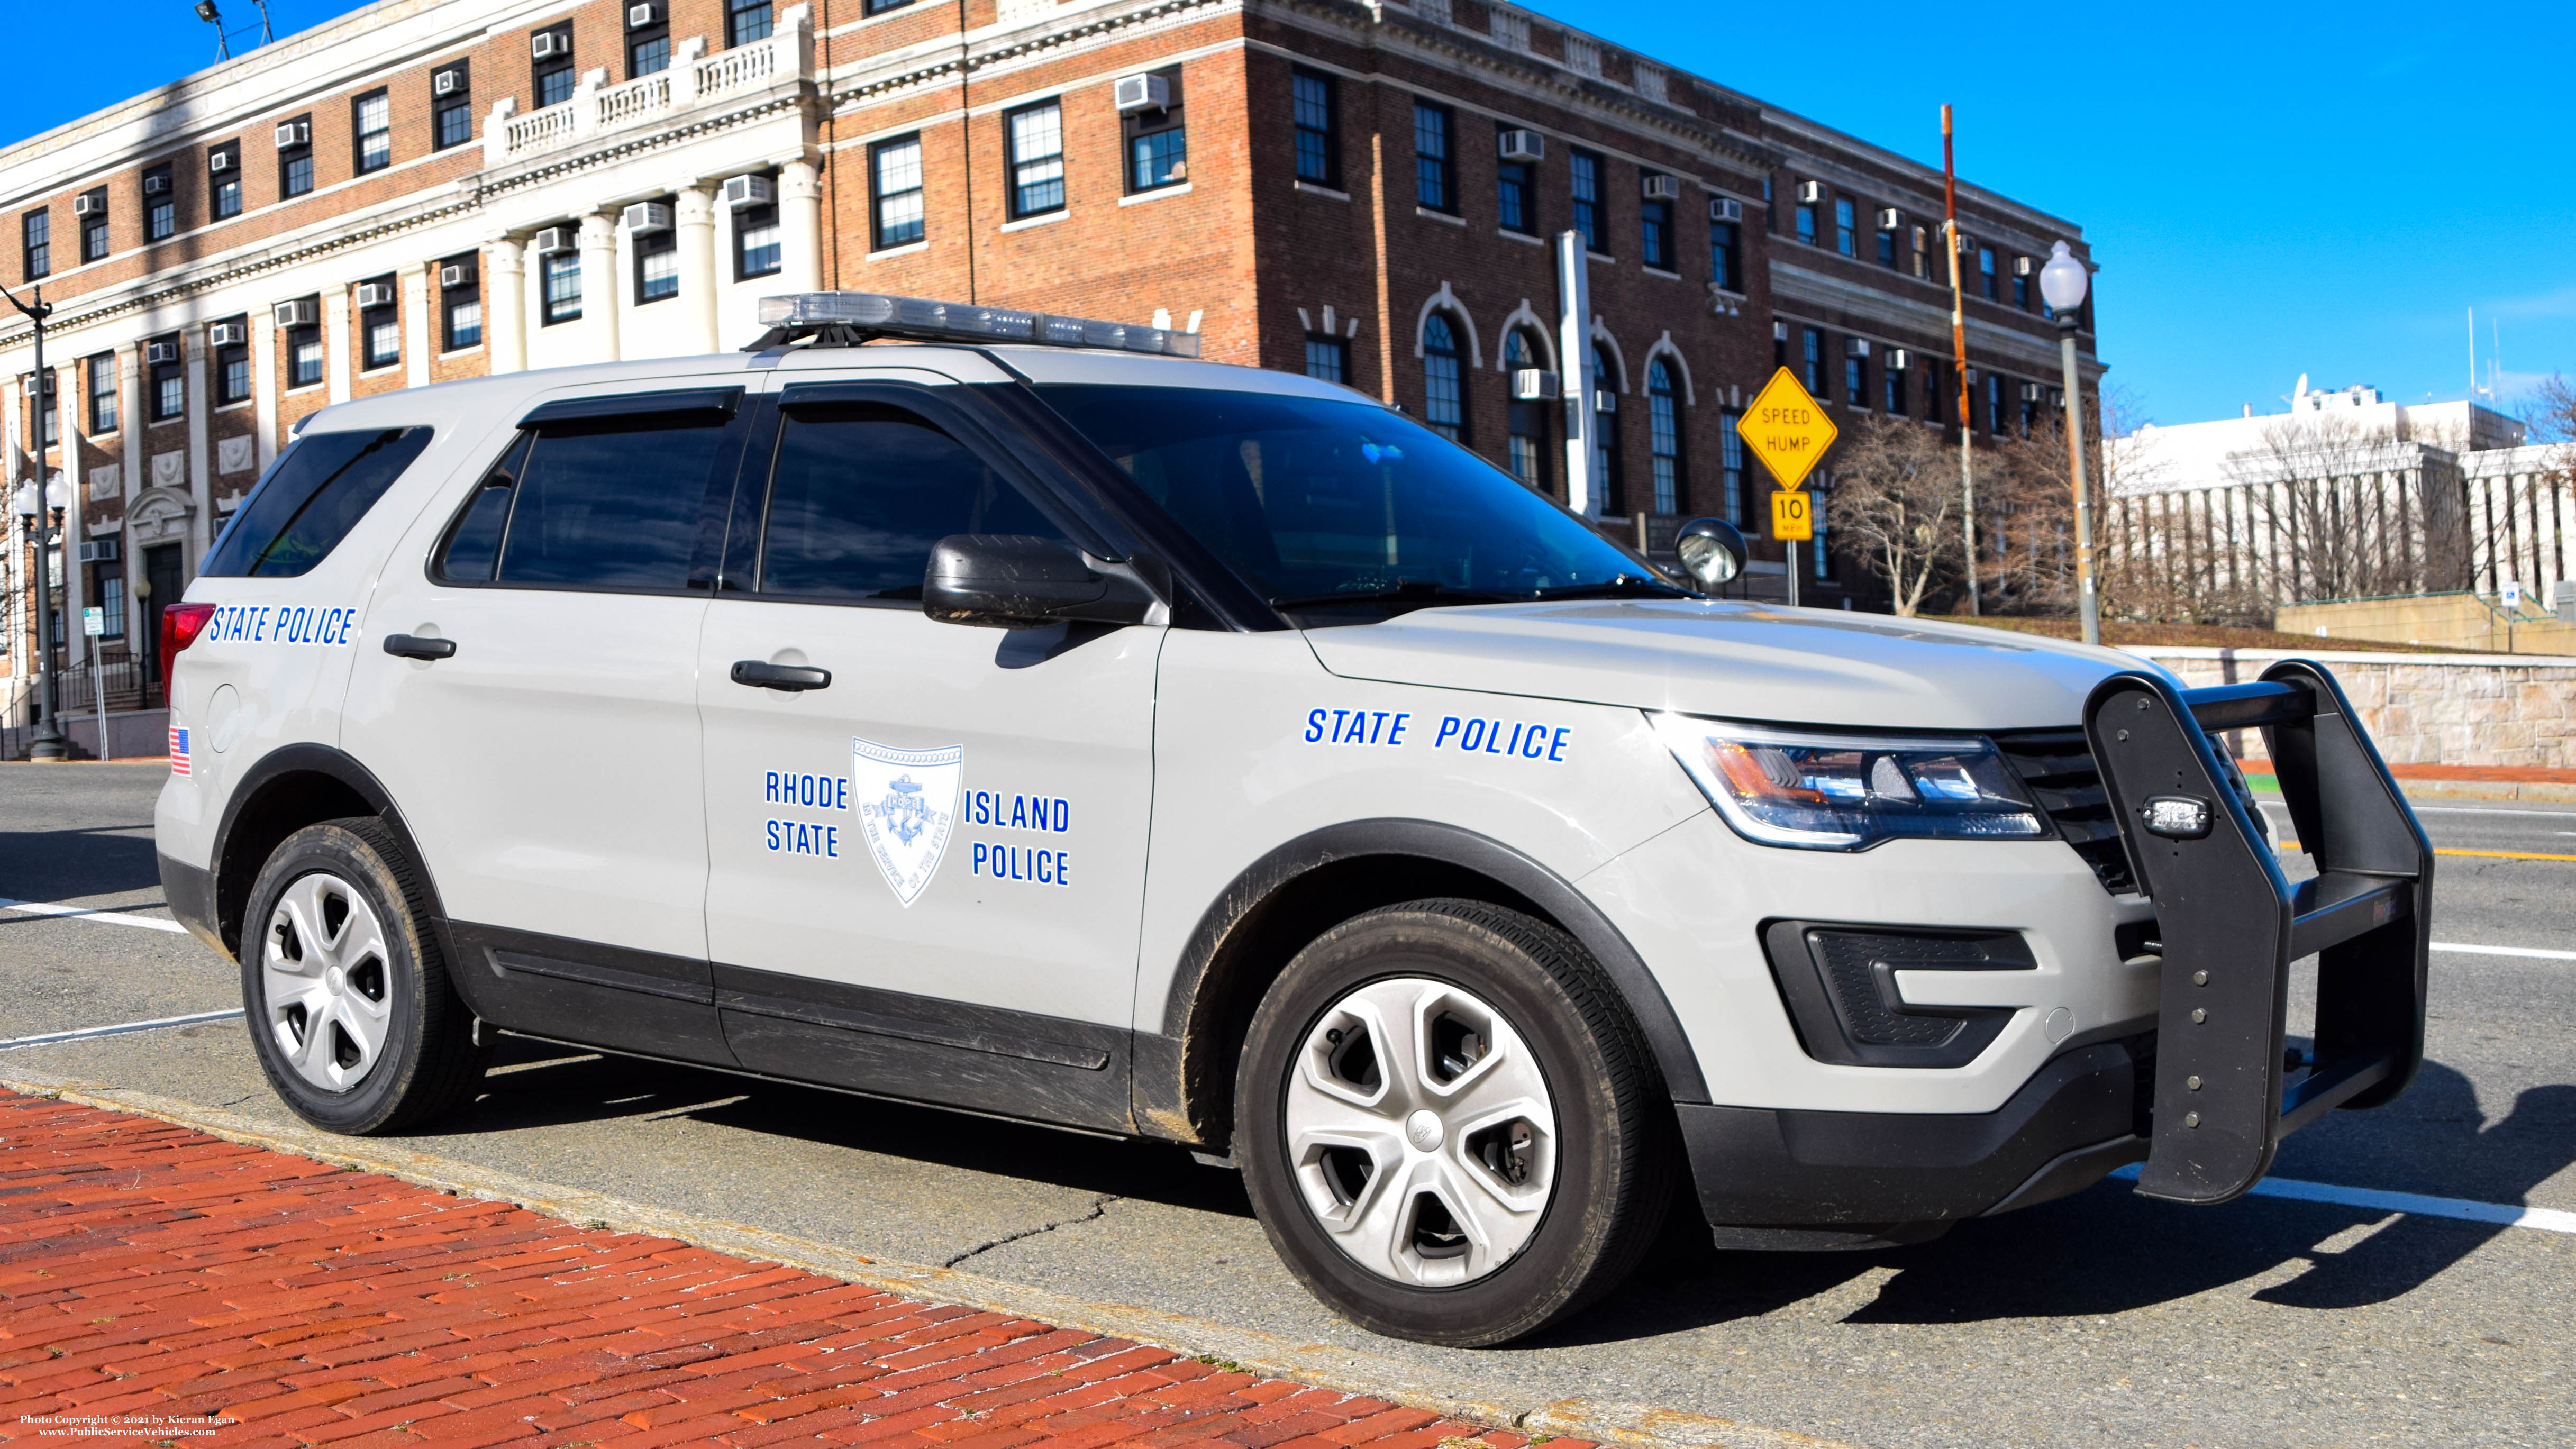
1741;366;1837;490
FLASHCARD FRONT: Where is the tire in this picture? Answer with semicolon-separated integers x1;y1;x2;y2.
240;817;489;1135
1235;898;1673;1346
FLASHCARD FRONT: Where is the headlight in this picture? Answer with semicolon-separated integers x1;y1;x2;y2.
1650;714;2048;850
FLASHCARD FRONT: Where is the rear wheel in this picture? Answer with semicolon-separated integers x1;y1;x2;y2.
241;817;488;1134
1235;898;1671;1346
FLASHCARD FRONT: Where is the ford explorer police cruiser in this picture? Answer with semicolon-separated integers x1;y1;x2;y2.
156;292;2432;1346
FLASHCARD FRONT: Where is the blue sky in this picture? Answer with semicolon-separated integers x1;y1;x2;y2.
7;2;2566;431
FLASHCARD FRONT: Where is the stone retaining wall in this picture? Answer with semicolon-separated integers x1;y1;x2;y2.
2132;648;2576;770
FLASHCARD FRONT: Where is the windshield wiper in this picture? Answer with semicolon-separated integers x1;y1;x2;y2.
1267;580;1513;613
1530;574;1695;601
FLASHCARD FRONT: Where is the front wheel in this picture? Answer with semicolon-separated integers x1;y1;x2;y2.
241;817;488;1134
1235;899;1672;1346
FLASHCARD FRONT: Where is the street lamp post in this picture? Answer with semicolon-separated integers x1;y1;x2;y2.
5;279;67;760
2038;241;2100;647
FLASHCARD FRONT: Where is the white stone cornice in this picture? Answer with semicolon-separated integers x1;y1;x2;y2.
1770;260;2101;379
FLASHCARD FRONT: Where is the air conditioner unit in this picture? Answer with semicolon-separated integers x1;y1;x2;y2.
2014;254;2037;276
1794;180;1823;204
1845;338;1870;358
433;68;462;96
2020;381;2043;402
439;260;476;289
531;226;573;254
1113;73;1171;113
1509;369;1559;401
1497;129;1544;161
1955;230;1977;253
71;194;102;217
627;1;662;26
208;322;247;346
531;30;566;59
622;201;672;235
723;174;774;208
1964;366;1980;385
21;374;38;396
1640;174;1679;202
143;174;171;197
1709;196;1742;223
1771;321;1788;341
1593;389;1617;414
274;120;308;148
272;298;317;327
145;341;179;364
1876;207;1903;231
354;281;396;309
1885;348;1909;371
208;150;233;172
78;539;120;564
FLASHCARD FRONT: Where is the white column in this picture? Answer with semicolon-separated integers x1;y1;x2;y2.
251;308;279;472
184;325;211;562
117;344;142;507
779;158;824;294
486;233;527;374
580;209;622;362
400;262;431;389
1555;229;1596;517
675;183;719;354
59;375;85;670
324;288;352;403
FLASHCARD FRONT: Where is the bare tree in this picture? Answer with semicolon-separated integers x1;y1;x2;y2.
1824;413;1967;616
2220;409;2451;603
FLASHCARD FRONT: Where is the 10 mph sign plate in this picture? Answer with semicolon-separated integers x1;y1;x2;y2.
1740;367;1837;490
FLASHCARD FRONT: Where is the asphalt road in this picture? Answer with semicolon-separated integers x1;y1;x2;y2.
5;760;2571;1449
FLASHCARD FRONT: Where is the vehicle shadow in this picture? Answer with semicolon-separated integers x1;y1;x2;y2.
0;824;166;905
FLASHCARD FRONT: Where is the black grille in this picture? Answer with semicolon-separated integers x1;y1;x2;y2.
1992;728;2134;894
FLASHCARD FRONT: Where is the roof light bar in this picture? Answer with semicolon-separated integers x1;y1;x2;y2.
752;291;1203;358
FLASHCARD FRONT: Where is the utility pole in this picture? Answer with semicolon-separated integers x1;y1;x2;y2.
1943;105;1979;616
5;280;66;760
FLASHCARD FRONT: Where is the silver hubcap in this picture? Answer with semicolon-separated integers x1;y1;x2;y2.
261;872;393;1092
1283;977;1558;1287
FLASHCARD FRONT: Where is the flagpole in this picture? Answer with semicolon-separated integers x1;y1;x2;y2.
1943;105;1979;616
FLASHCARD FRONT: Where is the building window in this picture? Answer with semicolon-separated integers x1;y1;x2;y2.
728;0;773;45
1834;197;1857;257
1718;411;1744;524
79;190;109;263
440;257;482;351
1845;353;1864;408
1978;246;1998;300
279;116;314;198
1592;344;1622;515
433;66;472;149
289;322;324;388
1294;71;1338;187
1640;184;1672;270
1987;372;2006;435
1124;69;1186;193
542;250;581;325
635;221;678;303
151;340;184;421
630;13;670;77
1801;326;1824;395
1877;222;1897;268
210;144;242;218
2012;269;2031;311
1795;191;1816;245
353;90;392;174
863;0;911;12
1884;364;1905;415
94;566;124;640
870;138;923;249
1910;225;1929;280
25;209;57;279
1422;313;1464;441
1304;335;1348;384
32;369;57;448
1007;102;1065;218
1809;476;1831;578
1646;359;1682;515
87;353;117;434
1710;219;1738;291
1498;159;1534;236
1504;329;1548;493
143;167;176;242
534;26;576;108
1569;149;1601;251
361;278;399;370
1414;102;1453;212
736;199;782;277
215;325;250;404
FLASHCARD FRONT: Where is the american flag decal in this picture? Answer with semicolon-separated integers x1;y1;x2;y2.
169;725;192;777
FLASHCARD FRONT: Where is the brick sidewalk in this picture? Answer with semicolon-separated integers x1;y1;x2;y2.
0;1091;1570;1449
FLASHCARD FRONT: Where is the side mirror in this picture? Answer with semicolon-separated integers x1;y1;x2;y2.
1674;516;1748;590
923;534;1157;630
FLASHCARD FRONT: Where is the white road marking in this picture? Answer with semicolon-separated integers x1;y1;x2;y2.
0;1008;245;1052
0;897;190;934
2431;942;2576;962
2110;1164;2576;1235
2408;805;2576;818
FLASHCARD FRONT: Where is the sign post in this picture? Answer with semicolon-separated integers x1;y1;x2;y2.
1737;367;1839;608
79;609;106;761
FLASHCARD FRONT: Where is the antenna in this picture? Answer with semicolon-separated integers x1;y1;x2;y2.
2468;306;2477;401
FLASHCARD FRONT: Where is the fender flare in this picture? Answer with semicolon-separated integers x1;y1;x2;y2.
211;743;447;950
1157;818;1710;1106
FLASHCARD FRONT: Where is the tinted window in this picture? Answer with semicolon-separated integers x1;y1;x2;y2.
435;415;725;589
202;427;435;578
760;403;1059;602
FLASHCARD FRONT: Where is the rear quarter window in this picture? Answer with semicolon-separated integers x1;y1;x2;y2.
201;426;436;578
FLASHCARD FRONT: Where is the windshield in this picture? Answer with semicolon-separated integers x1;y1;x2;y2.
1034;384;1668;617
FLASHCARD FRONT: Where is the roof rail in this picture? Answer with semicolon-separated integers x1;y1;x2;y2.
747;291;1203;358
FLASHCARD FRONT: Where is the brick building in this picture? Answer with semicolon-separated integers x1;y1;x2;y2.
0;0;2100;727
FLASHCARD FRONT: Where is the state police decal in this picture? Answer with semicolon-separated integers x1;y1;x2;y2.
853;738;962;907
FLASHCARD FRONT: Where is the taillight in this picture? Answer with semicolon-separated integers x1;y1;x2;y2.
160;602;217;700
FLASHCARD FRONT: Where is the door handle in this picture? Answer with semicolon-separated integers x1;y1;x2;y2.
384;633;457;661
731;660;832;692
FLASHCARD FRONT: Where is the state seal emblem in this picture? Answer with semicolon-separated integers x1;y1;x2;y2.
853;738;962;906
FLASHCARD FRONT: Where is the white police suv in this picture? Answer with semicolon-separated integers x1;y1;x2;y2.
156;293;2433;1346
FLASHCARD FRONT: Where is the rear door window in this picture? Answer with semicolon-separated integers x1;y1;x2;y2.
201;427;434;577
436;400;737;591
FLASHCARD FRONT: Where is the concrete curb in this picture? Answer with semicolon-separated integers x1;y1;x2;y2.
2;1070;1863;1449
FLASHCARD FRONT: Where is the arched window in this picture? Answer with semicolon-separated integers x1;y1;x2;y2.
1591;343;1622;515
1423;314;1465;441
1504;328;1548;493
1646;359;1682;516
